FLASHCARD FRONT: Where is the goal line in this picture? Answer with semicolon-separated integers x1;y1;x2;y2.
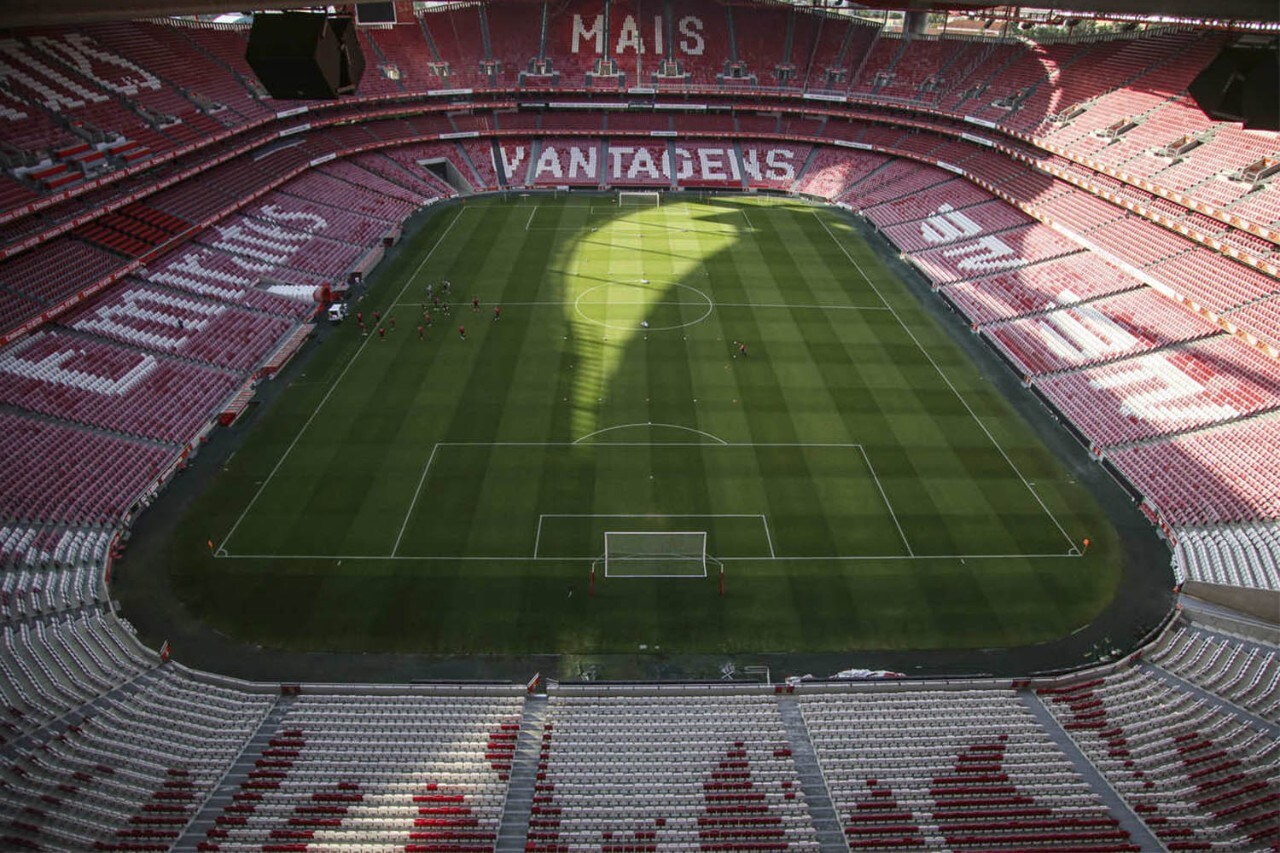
534;513;775;561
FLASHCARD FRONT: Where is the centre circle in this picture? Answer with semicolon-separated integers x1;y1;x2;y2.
573;281;715;332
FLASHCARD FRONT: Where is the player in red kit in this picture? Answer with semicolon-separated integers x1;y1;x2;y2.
472;295;480;312
492;305;501;322
458;325;467;340
377;326;386;340
417;324;424;340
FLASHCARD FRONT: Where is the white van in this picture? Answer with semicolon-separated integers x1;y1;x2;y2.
327;303;348;323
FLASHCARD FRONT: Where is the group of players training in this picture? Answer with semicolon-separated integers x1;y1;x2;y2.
354;279;499;343
352;278;748;358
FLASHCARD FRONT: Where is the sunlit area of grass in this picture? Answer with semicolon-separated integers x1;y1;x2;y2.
171;194;1122;655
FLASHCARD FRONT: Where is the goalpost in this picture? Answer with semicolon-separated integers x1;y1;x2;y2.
617;190;662;207
604;531;707;577
590;531;726;595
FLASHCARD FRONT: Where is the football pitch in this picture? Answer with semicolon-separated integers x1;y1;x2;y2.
173;195;1122;655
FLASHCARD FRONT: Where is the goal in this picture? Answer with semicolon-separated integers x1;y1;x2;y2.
602;531;707;577
618;190;661;207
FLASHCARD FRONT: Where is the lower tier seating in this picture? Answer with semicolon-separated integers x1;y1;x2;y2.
529;695;820;851
1172;523;1280;591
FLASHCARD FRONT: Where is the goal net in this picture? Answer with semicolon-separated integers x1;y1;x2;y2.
603;531;707;577
618;190;661;207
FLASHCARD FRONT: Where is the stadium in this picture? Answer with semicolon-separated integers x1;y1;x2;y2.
0;0;1277;848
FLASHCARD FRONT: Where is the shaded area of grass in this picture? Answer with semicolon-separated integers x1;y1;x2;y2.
167;195;1129;656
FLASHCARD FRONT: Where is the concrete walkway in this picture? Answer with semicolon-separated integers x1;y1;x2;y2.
1019;688;1165;853
778;696;849;853
495;695;548;853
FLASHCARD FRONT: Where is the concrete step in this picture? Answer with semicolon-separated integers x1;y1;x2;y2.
495;694;548;853
778;696;849;853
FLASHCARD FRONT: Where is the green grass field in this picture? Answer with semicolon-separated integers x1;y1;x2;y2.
173;195;1122;655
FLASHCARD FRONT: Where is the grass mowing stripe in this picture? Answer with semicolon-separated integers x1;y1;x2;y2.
219;206;466;554
810;209;1079;553
171;196;1124;655
714;245;846;558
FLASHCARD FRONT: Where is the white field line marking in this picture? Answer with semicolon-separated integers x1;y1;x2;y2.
395;300;891;312
540;513;769;517
715;302;892;311
219;207;467;554
525;205;538;230
858;446;913;557
391;442;441;556
761;515;777;558
433;441;864;448
212;552;1083;562
741;209;755;231
812;209;1079;552
539;513;768;559
574;423;729;445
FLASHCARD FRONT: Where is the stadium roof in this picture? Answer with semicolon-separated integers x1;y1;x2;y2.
0;0;1276;29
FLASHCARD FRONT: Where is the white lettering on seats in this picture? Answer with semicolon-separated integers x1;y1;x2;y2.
568;145;597;180
0;38;108;111
0;333;156;395
533;146;563;181
677;16;705;55
257;203;326;234
0;87;28;121
73;288;224;352
571;14;605;54
148;251;255;296
1027;290;1140;364
499;145;527;181
32;34;161;96
1089;354;1237;424
919;203;983;245
941;235;1020;274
